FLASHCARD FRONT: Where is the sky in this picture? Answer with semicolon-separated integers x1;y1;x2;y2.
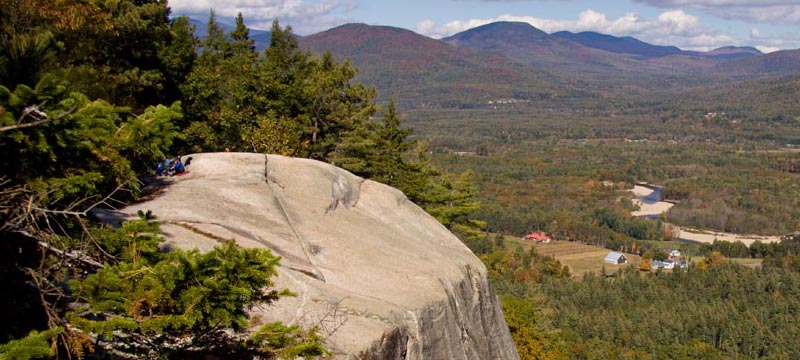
168;0;800;53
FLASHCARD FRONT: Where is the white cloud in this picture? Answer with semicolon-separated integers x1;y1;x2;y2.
751;32;800;53
757;45;781;53
415;19;438;36
634;0;798;7
633;0;800;23
657;10;702;35
169;0;353;34
714;5;800;23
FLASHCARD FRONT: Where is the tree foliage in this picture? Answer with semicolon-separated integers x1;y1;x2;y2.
1;3;486;358
64;220;324;359
181;17;376;158
0;3;328;358
484;241;800;359
332;100;484;241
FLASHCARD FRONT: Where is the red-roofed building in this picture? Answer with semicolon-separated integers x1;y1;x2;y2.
524;232;551;243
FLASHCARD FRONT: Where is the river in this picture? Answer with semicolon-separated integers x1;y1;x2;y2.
630;184;780;246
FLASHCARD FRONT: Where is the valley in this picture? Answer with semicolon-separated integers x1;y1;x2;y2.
297;21;800;357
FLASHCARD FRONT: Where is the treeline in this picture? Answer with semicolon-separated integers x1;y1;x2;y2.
406;94;800;153
482;237;800;359
697;235;800;267
0;1;482;358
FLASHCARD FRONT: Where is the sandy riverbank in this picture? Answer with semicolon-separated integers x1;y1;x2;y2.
630;185;673;217
629;185;781;246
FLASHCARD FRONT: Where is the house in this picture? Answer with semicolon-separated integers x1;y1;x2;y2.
669;250;681;259
524;232;551;243
652;260;675;270
604;252;628;265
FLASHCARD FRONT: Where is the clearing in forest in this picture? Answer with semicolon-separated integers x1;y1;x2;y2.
532;241;642;277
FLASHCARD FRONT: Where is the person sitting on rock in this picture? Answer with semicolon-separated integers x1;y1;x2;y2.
156;157;172;176
170;156;185;175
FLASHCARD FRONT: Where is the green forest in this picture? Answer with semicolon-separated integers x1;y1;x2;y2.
481;235;800;359
431;141;800;239
3;1;800;359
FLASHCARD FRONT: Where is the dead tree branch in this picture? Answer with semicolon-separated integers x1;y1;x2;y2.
0;103;76;132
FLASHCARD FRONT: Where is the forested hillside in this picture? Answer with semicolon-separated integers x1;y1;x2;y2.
299;23;561;108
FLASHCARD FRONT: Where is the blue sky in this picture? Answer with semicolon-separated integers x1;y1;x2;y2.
169;0;800;52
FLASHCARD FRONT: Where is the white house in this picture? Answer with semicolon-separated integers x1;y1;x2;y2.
604;252;628;265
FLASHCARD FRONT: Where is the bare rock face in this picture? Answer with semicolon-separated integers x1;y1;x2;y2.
115;153;519;359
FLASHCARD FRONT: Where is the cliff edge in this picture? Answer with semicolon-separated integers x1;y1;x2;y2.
111;153;519;359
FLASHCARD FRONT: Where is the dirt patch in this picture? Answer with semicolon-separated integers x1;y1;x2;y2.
674;227;780;246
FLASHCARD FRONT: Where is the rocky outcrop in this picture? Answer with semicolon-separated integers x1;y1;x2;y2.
111;153;519;359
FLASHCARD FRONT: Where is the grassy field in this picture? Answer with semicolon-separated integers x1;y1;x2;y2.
728;258;763;268
500;237;643;277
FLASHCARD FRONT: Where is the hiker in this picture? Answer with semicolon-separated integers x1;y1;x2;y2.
156;157;170;176
170;156;185;175
155;161;166;176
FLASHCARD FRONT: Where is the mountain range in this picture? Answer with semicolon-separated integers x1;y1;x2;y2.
298;21;800;108
299;23;564;108
552;30;760;61
189;17;800;109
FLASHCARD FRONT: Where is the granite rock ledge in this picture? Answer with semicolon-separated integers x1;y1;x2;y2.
109;153;519;359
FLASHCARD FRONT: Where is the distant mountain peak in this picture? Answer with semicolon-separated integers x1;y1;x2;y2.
469;21;546;34
708;46;762;54
444;21;548;43
311;22;435;42
329;22;399;32
552;30;685;59
704;46;762;60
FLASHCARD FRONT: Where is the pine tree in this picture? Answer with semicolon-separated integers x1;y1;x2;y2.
66;221;308;358
230;13;256;56
333;99;407;180
202;9;229;58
